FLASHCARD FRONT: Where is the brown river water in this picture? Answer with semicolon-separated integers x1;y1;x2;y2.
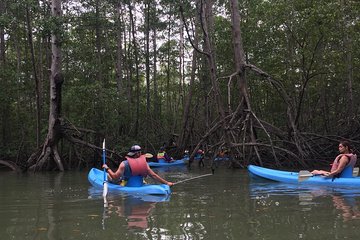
1;165;360;240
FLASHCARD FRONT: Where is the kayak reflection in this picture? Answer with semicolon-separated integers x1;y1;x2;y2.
106;196;160;229
249;179;360;221
88;186;170;229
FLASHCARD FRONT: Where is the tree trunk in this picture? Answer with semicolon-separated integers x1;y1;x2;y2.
178;13;199;150
203;0;225;118
0;0;5;65
95;0;103;84
26;4;41;148
189;0;231;163
341;0;354;121
0;0;9;149
153;25;159;128
28;0;64;171
128;2;140;137
115;1;123;95
166;12;172;120
229;0;251;115
145;0;151;146
123;10;131;114
172;14;184;134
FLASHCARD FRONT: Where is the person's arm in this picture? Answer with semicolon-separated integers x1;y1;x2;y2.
103;162;125;179
164;152;172;162
326;156;349;177
147;166;173;186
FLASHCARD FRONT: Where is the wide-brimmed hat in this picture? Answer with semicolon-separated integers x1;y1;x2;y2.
127;145;142;156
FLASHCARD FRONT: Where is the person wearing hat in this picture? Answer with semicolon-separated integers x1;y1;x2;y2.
103;145;174;187
157;146;174;163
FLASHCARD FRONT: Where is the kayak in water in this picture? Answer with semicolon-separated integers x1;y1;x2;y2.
148;158;187;168
88;168;171;195
248;164;360;187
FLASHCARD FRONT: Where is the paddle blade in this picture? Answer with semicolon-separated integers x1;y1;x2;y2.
298;170;313;182
103;182;108;198
103;198;108;208
145;153;153;158
353;167;359;177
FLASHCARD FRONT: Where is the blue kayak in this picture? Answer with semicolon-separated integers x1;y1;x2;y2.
88;186;170;202
88;168;171;195
148;158;187;168
214;157;230;162
248;164;360;187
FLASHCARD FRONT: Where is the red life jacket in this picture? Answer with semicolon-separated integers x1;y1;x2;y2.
125;155;148;177
330;153;357;178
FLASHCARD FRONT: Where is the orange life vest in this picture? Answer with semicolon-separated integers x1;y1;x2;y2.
330;153;357;178
125;155;148;177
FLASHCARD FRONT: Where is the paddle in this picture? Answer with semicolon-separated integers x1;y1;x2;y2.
173;173;213;186
353;167;359;177
298;170;313;182
145;153;154;158
102;139;108;206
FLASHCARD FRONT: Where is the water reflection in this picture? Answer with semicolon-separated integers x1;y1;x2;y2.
249;178;360;222
332;195;360;221
106;197;156;229
298;189;360;221
152;165;188;173
88;187;170;230
3;168;360;239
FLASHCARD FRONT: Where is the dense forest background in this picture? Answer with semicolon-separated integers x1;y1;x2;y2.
0;0;359;171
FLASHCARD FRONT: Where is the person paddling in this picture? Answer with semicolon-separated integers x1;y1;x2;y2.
157;146;174;163
102;145;174;187
311;141;357;178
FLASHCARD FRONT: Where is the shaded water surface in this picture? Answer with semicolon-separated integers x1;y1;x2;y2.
1;166;360;239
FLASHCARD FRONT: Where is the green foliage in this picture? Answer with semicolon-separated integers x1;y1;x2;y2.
214;16;234;74
1;0;359;163
236;0;360;132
